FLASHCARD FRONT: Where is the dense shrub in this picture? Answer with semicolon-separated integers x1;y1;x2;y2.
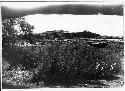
2;40;123;85
53;41;123;80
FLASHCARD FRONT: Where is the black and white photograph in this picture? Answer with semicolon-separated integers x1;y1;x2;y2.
1;1;124;88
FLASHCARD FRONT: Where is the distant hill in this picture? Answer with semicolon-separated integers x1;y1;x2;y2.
1;4;123;19
33;30;101;40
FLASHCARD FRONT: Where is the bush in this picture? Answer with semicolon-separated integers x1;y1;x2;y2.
2;41;123;85
53;41;123;80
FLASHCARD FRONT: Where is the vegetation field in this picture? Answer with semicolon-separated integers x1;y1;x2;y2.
2;16;124;88
2;39;124;88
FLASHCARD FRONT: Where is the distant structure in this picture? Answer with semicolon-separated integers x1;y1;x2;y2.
98;12;103;15
46;30;69;34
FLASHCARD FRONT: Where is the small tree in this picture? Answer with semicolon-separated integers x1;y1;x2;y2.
2;17;35;47
2;18;18;47
19;20;35;44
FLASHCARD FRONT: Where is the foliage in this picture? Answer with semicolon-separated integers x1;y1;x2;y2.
19;19;35;44
2;40;123;86
2;18;18;46
2;17;35;47
33;30;100;40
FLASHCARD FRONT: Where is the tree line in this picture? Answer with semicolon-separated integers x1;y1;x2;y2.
33;30;101;40
2;16;122;47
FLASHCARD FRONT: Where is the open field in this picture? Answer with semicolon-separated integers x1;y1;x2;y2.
2;39;124;88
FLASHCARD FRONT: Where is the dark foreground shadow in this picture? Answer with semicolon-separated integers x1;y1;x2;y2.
2;83;29;89
2;75;122;88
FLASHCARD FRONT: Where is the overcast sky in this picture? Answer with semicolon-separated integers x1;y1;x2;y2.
24;14;123;36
